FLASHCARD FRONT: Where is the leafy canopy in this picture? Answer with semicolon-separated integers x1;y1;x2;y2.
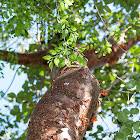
0;0;140;139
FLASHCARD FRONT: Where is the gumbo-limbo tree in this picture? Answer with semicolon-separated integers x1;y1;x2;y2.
0;0;140;140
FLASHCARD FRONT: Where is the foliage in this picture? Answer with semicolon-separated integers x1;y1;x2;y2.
0;0;140;139
91;45;140;140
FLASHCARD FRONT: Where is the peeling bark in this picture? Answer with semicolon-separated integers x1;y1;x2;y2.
26;63;100;140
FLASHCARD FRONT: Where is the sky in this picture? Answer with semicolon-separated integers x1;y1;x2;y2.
0;64;27;94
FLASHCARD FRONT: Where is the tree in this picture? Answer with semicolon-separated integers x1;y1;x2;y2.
0;0;140;139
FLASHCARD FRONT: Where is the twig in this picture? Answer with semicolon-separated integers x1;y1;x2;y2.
119;45;128;53
56;0;60;23
107;72;138;91
44;3;52;10
116;75;124;81
94;0;108;35
109;90;135;94
98;114;112;132
0;67;20;100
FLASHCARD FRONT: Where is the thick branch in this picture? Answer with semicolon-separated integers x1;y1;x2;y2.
0;27;139;70
85;29;140;69
0;49;48;66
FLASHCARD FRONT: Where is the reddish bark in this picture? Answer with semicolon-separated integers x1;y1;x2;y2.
0;49;48;66
26;63;100;140
85;35;140;69
0;29;139;70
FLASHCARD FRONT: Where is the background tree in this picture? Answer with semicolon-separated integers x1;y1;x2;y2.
0;0;140;139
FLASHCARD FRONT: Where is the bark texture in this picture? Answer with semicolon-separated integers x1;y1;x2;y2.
26;63;100;140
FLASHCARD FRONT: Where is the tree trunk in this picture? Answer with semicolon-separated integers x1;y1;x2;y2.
26;62;100;140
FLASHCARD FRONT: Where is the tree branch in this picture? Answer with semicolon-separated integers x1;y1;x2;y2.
0;49;49;66
0;27;139;70
85;27;140;69
106;72;138;91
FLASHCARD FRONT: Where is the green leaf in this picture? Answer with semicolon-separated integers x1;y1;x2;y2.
71;25;77;31
8;92;16;98
81;31;85;38
54;58;60;67
130;108;139;114
105;101;114;108
67;34;74;44
54;47;61;53
123;109;129;115
62;29;69;38
10;105;20;115
90;44;94;50
60;2;65;11
49;62;53;71
97;125;103;132
62;14;69;20
125;80;137;89
106;40;112;47
43;55;52;60
98;52;102;58
120;125;133;137
113;12;117;21
107;47;112;54
9;9;12;16
112;105;119;114
55;24;62;31
51;44;58;48
58;57;65;67
39;70;44;76
133;121;140;133
130;11;139;19
114;132;125;140
62;24;65;30
117;112;128;123
104;5;111;12
77;54;87;66
136;84;140;91
70;52;77;62
49;50;57;55
79;48;86;52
